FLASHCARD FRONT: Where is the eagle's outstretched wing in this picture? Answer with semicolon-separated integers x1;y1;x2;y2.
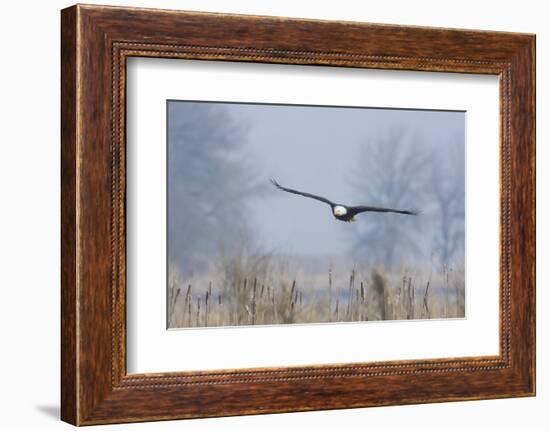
270;179;334;206
348;205;418;217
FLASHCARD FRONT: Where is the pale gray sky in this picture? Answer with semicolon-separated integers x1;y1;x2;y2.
168;101;464;264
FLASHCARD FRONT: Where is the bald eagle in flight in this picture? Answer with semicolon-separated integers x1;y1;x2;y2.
270;179;417;222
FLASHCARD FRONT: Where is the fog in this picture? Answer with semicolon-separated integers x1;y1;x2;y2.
168;101;465;273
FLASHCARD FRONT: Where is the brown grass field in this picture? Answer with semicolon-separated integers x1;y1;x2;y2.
167;255;465;328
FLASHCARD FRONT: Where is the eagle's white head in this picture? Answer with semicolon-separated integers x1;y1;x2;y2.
333;205;347;216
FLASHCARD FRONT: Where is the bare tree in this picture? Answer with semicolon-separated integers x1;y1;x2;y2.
430;136;465;266
349;127;429;267
168;102;260;273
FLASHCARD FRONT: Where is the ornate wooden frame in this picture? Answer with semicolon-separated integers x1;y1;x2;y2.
61;4;535;425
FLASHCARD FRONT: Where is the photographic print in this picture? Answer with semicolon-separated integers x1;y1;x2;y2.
167;100;465;328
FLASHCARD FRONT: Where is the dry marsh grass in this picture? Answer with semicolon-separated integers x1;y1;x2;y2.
168;256;465;328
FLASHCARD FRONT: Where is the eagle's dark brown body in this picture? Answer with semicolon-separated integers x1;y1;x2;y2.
270;179;417;222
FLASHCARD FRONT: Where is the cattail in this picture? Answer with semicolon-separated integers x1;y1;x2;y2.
328;268;333;316
196;297;201;327
272;288;277;321
217;294;223;327
411;280;415;320
205;290;209;327
289;281;297;318
252;278;257;325
423;281;430;316
172;287;181;309
187;285;192;327
168;286;181;327
407;277;413;319
347;270;355;318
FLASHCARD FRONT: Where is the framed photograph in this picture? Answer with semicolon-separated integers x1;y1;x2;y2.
164;100;464;330
61;4;535;425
